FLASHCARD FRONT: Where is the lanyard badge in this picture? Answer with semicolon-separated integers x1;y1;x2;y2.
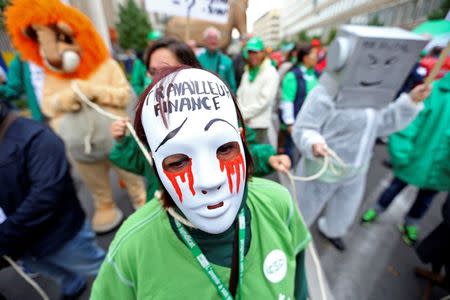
175;209;246;300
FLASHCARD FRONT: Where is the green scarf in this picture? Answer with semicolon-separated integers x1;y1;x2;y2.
248;66;260;82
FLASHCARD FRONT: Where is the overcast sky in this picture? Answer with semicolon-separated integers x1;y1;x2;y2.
246;0;280;32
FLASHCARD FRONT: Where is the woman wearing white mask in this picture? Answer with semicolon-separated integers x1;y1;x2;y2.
92;67;311;299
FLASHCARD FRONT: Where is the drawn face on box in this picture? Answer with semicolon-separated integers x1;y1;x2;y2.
141;69;246;234
327;30;427;109
353;40;410;89
331;37;414;89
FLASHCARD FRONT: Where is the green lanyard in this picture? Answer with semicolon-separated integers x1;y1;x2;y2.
175;209;246;300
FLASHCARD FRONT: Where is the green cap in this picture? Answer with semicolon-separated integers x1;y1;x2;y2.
245;37;265;52
147;31;162;41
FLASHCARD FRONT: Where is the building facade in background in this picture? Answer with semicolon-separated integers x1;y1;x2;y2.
253;9;281;49
281;0;444;40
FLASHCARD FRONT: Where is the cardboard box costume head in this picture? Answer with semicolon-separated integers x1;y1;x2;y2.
5;0;109;79
326;25;428;109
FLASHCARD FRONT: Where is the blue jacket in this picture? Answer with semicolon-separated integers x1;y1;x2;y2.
0;112;85;258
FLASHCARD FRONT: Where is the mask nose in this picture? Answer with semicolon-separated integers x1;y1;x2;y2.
194;159;227;194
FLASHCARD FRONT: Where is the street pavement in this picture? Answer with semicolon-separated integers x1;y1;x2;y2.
0;144;448;300
306;145;449;300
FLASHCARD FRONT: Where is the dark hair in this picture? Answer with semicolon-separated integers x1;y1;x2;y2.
429;46;442;58
134;66;254;208
296;43;313;64
143;37;201;71
286;47;297;62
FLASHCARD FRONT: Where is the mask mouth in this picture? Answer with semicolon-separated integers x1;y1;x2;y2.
207;201;224;210
360;80;382;87
194;198;232;219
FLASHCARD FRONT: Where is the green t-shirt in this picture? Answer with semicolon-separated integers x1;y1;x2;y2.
280;65;318;129
91;177;310;299
248;65;260;82
0;54;44;121
130;58;152;96
198;50;237;93
281;64;318;103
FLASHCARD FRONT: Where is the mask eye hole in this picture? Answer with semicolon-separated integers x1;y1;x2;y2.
162;154;190;173
216;142;240;161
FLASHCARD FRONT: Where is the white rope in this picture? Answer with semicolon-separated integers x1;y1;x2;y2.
284;168;329;300
307;243;328;300
167;207;196;228
282;147;347;300
288;155;330;181
152;190;196;228
71;81;153;167
2;255;49;300
287;148;347;182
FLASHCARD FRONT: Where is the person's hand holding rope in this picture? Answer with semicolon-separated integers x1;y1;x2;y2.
111;118;129;142
284;142;346;182
268;154;291;173
312;143;330;158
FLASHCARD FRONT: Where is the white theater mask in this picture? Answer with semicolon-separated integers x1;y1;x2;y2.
141;69;246;234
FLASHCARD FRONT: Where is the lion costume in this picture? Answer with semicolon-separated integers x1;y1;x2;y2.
5;0;146;233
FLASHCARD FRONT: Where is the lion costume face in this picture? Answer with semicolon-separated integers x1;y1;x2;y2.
5;0;109;79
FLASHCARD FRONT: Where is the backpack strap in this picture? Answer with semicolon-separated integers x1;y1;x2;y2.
289;66;307;116
290;66;304;81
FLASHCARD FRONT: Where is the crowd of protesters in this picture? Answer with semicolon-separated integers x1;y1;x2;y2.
0;8;448;298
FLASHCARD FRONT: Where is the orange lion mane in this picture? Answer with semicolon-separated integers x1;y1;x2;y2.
5;0;110;79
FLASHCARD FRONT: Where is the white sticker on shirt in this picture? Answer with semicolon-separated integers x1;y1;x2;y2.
0;207;7;224
263;249;287;283
278;294;291;300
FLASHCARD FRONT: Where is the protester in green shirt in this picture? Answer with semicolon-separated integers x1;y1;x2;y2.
278;43;318;162
93;67;310;299
197;26;237;93
237;37;279;145
130;30;162;96
0;54;44;121
361;72;450;246
110;38;291;202
130;57;150;96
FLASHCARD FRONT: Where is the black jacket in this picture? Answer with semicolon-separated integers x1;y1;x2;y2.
443;194;450;228
0;109;85;258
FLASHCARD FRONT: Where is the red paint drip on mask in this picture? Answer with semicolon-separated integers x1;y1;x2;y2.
219;153;245;193
163;159;196;203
